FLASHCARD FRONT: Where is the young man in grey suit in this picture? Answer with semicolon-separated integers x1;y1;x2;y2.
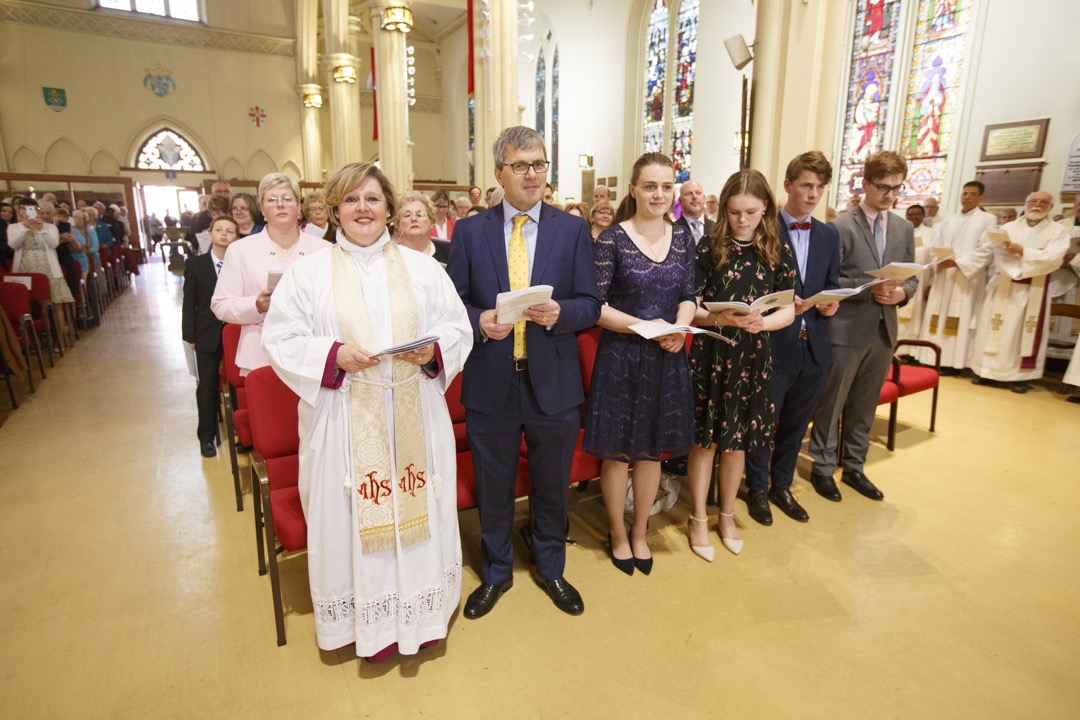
808;151;916;502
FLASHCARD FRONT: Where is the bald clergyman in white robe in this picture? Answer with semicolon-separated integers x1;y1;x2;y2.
916;206;996;368
261;234;472;657
970;214;1069;384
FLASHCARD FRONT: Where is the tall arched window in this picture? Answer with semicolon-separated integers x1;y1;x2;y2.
552;48;560;190
136;128;206;171
535;48;546;141
640;0;698;177
836;0;903;207
898;0;973;205
835;0;976;207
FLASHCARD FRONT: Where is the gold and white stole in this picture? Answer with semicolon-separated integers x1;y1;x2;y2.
929;214;976;336
332;241;430;553
984;219;1056;357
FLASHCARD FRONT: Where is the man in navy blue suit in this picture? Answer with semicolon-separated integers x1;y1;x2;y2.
744;151;841;525
447;126;601;619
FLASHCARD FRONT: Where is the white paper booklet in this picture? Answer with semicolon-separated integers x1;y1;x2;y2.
986;229;1010;247
930;246;955;259
495;284;554;324
866;259;947;281
372;335;440;358
266;271;284;292
703;288;795;315
802;279;889;305
629;322;737;346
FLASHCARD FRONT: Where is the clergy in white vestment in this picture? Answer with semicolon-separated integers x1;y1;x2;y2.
916;181;996;370
1060;253;1080;402
261;162;472;662
898;203;933;342
970;191;1069;392
1046;198;1080;358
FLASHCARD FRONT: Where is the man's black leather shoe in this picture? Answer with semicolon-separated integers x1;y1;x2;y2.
533;575;584;616
463;580;513;619
841;470;884;501
746;489;773;526
810;472;842;502
768;487;809;522
200;441;217;458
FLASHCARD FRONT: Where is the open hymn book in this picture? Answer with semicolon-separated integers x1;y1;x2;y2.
702;288;795;315
628;322;737;346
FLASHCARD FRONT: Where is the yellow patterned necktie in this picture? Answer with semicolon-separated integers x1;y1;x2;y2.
509;214;529;359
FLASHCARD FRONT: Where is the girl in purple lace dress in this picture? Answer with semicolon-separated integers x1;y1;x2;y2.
583;153;696;576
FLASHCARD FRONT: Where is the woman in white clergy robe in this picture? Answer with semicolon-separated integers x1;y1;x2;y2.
261;161;472;663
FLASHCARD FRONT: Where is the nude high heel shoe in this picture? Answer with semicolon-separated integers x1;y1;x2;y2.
718;510;743;556
686;515;715;563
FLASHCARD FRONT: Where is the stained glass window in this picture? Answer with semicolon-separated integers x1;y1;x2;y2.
468;95;475;186
897;0;973;205
642;0;668;153
97;0;200;21
535;48;546;142
136;129;205;171
670;0;698;181
836;0;903;208
552;47;560;191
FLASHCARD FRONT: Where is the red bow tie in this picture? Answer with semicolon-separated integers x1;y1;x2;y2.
789;221;812;231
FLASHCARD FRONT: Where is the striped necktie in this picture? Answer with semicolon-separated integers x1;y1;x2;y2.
509;214;529;359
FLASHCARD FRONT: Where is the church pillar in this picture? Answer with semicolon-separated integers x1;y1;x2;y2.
366;0;413;192
296;0;324;181
323;0;363;170
749;0;846;212
472;0;521;191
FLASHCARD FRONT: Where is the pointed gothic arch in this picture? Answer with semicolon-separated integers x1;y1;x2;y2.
126;119;215;172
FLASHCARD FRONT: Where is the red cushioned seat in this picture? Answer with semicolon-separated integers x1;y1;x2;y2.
893;340;941;437
221;324;248;511
269;486;306;551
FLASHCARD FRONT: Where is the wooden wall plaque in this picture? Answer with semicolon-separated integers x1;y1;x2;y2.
974;163;1045;204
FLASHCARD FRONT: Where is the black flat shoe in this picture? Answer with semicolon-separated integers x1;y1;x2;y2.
533;575;584;616
607;533;634;576
463;579;513;620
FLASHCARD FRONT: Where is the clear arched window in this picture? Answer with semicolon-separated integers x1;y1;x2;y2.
136;129;206;171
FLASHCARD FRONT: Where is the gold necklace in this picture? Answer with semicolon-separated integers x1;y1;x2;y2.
630;219;668;262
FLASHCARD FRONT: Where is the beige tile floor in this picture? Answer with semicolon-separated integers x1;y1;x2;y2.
1;261;1078;719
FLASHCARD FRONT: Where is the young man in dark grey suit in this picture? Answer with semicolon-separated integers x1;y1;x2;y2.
744;151;841;525
447;126;601;619
808;150;916;502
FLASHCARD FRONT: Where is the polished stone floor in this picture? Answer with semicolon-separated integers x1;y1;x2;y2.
1;260;1078;719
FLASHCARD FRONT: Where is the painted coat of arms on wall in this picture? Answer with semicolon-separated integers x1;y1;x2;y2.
143;64;177;97
42;87;67;112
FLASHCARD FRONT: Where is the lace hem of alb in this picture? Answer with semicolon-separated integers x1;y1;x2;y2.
311;563;461;631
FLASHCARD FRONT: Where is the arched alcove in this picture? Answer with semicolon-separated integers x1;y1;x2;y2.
11;146;44;173
221;157;245;181
281;160;303;181
246;150;277;180
90;150;121;176
43;138;90;174
126;118;215;172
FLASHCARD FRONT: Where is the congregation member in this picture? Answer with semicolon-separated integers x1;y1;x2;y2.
543;183;555;204
430;189;454;240
809;151;916;503
468;185;483;206
183;216;238;458
230;193;264;238
744;151;840;526
89;203;114;249
564;202;590;220
969;191;1069;394
70;209;100;324
997;208;1017;226
39;202;79;305
8;198;75;306
583;152;696;576
592;185;611;206
918;181;996;373
396;191;450;264
300;191;331;238
485;187;496;206
193;195;231;254
261;161;472;663
686;169;795;559
0;202;14;266
454;197;472;219
187;180;231;244
211;173;331;376
674;179;713;246
897;203;930;342
447;126;600;618
705;194;719;224
588;200;616;241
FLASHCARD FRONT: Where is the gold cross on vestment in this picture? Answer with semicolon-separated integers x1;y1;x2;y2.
990;313;1003;331
1024;316;1037;333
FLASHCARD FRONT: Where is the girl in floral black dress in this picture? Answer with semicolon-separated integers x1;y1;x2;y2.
685;170;795;560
